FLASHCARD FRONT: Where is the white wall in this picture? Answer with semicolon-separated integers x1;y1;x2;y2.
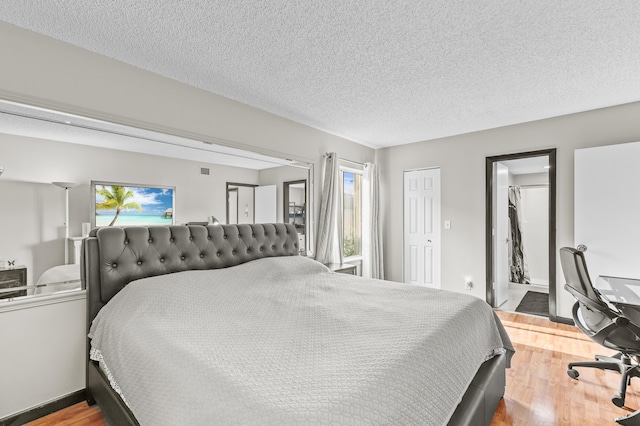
379;101;640;319
0;178;62;283
0;294;85;419
289;187;305;205
513;172;549;187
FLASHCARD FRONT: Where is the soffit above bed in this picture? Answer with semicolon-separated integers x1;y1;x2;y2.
0;1;639;148
0;99;295;170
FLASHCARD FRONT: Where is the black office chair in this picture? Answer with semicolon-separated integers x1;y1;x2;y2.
560;247;640;407
616;409;640;426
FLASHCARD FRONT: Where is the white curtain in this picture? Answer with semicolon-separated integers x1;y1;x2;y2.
508;186;530;284
315;153;343;264
363;162;384;279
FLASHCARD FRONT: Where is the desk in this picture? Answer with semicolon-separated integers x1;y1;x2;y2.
596;276;640;325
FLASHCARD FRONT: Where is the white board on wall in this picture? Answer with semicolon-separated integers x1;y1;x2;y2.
575;141;640;280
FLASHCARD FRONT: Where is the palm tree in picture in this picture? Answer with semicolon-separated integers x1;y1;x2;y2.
95;185;142;226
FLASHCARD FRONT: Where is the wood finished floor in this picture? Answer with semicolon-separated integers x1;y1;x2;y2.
26;310;640;426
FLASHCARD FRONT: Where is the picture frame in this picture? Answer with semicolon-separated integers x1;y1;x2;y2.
90;181;176;228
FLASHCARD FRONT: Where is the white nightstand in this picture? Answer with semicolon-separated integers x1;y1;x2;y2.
70;237;86;265
324;263;357;275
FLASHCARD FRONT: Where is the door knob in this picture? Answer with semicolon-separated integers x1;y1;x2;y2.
577;244;587;252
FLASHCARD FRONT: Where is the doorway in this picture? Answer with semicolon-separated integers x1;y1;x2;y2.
486;149;557;321
403;168;441;288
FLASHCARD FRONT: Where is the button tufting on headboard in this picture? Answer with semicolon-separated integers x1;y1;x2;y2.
86;223;299;306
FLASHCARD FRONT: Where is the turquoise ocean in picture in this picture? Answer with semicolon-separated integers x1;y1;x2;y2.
95;215;173;227
95;184;174;227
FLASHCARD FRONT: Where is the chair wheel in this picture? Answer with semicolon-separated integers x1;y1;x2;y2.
567;369;579;379
612;394;625;407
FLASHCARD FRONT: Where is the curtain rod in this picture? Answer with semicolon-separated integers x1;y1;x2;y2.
510;184;549;188
323;152;367;167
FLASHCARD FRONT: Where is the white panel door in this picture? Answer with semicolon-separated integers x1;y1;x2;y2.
403;168;441;288
575;142;640;280
228;190;238;224
255;185;277;223
494;162;509;307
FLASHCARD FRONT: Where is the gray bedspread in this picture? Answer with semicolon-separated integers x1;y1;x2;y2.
89;256;513;425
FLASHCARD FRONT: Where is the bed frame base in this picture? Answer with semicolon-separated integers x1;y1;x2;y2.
87;361;139;426
449;352;506;425
86;354;505;426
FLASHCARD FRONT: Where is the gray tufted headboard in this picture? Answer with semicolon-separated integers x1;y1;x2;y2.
82;223;300;329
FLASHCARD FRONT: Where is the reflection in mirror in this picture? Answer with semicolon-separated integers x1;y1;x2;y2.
228;187;239;224
0;263;81;303
226;182;257;224
284;180;307;254
0;99;314;304
226;181;281;225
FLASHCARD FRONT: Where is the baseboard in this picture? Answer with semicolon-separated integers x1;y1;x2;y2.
508;282;549;292
554;315;574;325
0;389;85;426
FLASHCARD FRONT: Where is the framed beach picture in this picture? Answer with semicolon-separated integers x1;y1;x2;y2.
90;181;175;228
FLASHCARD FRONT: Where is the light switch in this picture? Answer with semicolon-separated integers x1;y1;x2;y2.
444;220;451;230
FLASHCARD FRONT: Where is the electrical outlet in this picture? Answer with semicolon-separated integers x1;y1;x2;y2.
465;280;473;290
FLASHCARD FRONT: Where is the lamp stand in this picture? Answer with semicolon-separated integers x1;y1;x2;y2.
63;187;70;264
52;182;78;265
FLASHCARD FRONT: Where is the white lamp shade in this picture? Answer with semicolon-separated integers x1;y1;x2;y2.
52;181;79;189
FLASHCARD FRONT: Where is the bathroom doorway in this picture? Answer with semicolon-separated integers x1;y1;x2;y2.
486;149;557;321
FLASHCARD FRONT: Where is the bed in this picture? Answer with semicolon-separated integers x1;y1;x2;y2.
33;264;81;295
82;223;513;425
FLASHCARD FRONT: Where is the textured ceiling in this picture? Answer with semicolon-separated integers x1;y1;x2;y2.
1;1;640;148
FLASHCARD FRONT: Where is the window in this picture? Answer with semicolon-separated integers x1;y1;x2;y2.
341;168;362;258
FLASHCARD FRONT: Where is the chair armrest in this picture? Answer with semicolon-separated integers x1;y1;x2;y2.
573;302;622;342
574;302;640;344
615;317;640;341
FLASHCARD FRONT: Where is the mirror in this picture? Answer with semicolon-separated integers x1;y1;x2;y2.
0;99;314;304
284;180;307;253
